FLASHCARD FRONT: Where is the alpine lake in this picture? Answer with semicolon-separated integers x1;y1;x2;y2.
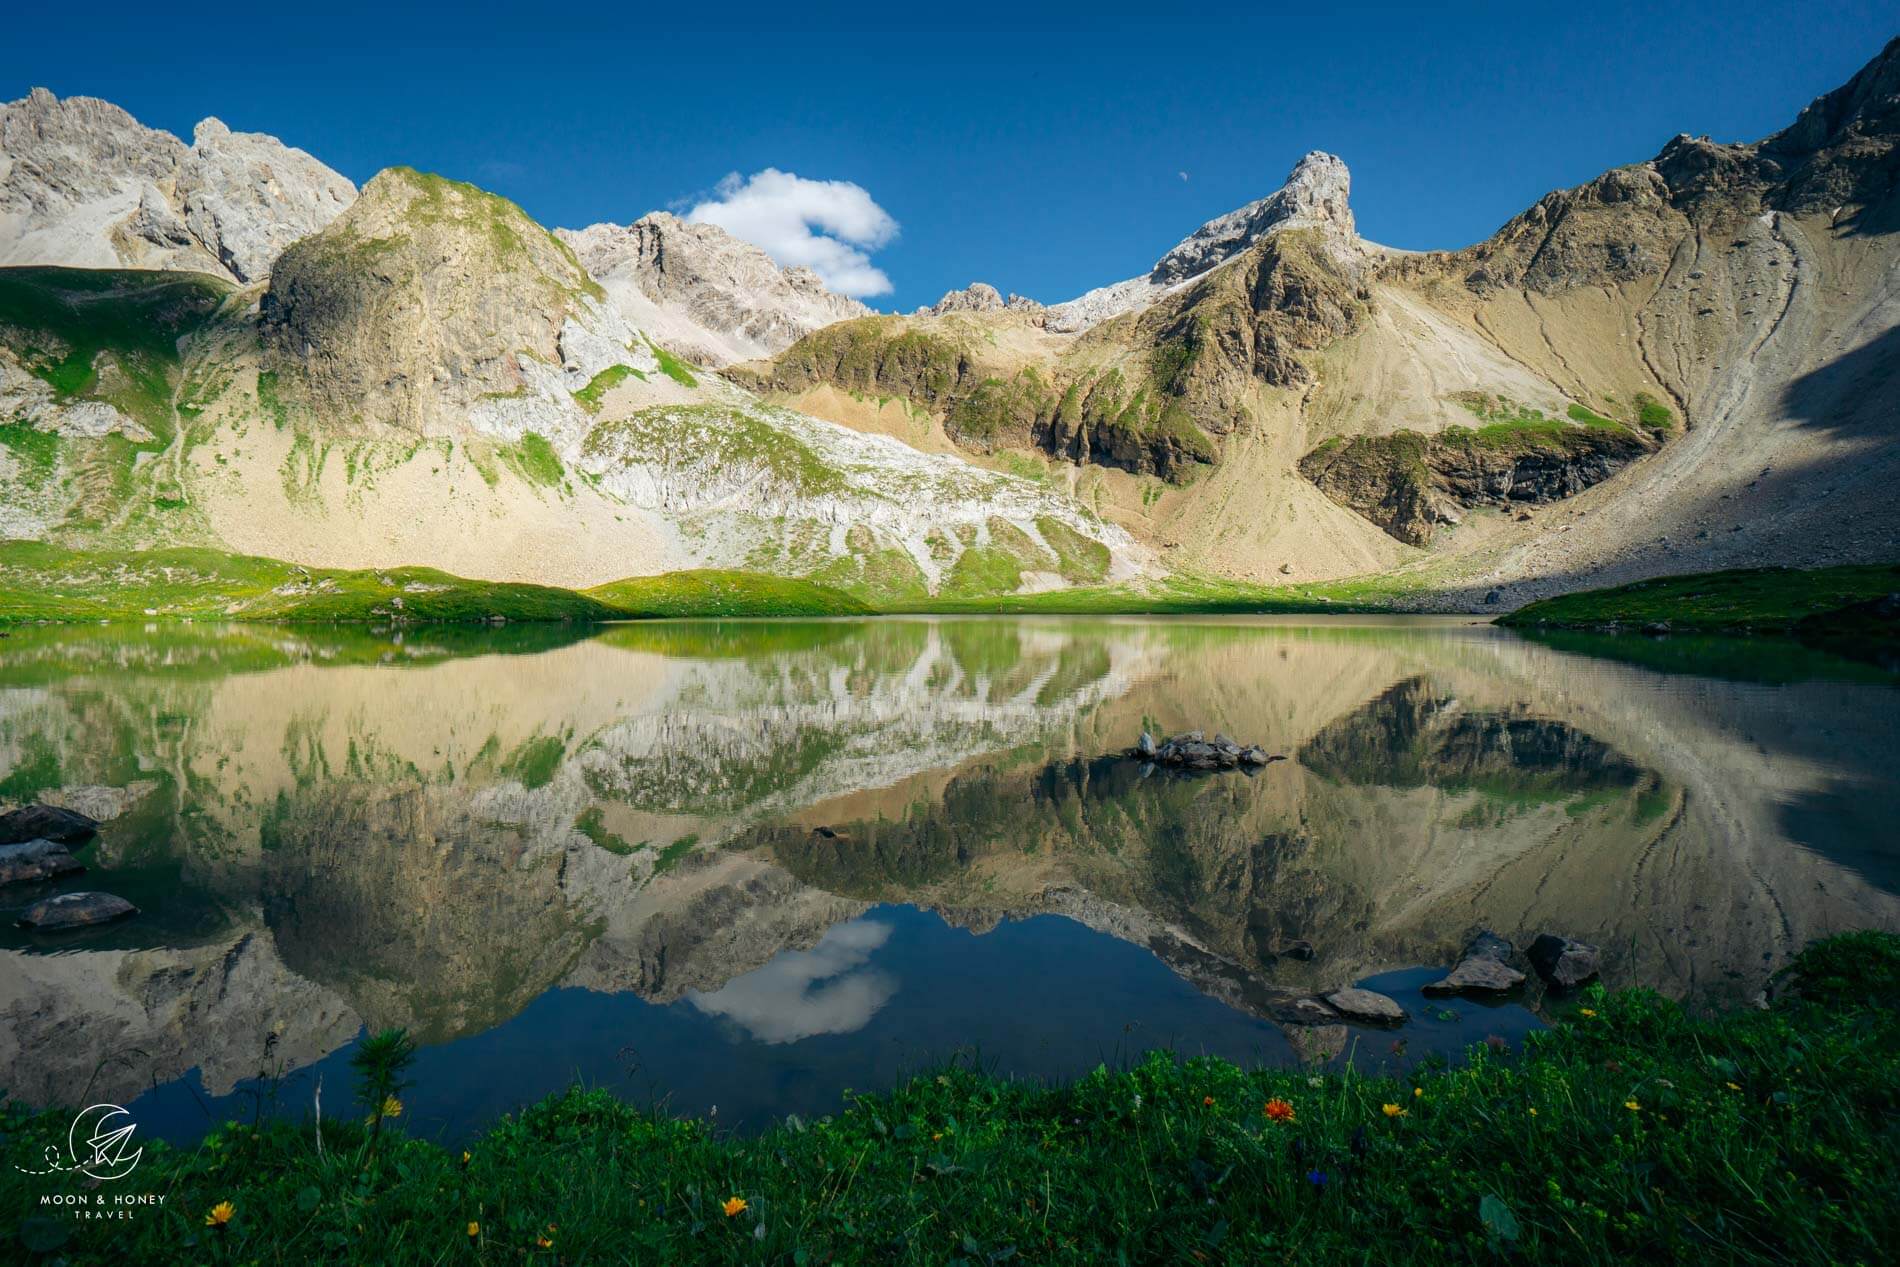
2;615;1895;1146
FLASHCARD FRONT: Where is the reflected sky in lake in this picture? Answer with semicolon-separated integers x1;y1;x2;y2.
1;617;1894;1141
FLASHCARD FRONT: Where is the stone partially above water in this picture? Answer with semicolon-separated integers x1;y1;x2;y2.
0;840;86;886
1527;934;1603;989
18;891;137;931
1324;987;1408;1024
0;803;99;845
1130;731;1281;772
1424;930;1527;996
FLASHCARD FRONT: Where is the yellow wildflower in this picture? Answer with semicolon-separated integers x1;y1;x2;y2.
1579;1008;1597;1018
723;1196;748;1218
205;1201;235;1228
1413;1087;1423;1097
1528;1108;1539;1117
466;1222;479;1239
1625;1100;1641;1111
1382;1103;1408;1118
1725;1082;1741;1091
380;1096;403;1119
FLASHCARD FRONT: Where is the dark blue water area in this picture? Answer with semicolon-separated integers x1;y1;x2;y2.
121;906;1542;1147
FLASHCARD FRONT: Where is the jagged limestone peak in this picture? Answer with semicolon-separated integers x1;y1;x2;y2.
560;211;870;367
0;87;354;282
1046;151;1359;332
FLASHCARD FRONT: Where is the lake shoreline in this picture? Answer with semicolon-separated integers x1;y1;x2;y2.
5;931;1895;1264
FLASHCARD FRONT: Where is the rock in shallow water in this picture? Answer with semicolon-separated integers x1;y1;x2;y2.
17;891;137;930
1423;929;1527;996
0;803;99;845
1324;987;1408;1024
0;840;86;886
1527;934;1602;988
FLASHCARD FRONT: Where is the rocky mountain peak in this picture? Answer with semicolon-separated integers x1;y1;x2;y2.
1046;151;1359;333
1150;150;1355;285
0;88;355;283
559;211;870;367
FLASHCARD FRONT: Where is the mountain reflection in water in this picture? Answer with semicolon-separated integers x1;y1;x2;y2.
0;617;1894;1140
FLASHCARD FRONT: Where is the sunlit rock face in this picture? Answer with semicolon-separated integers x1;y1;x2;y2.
1;618;1895;1112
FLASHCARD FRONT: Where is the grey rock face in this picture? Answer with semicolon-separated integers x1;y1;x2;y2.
1324;987;1407;1024
926;282;1005;314
0;803;98;845
18;891;137;930
1527;934;1602;988
560;212;869;367
0;88;354;283
176;117;357;282
0;840;85;886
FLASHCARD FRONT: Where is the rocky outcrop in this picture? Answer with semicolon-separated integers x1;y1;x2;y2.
1300;412;1656;546
561;212;869;368
262;167;641;435
0;88;354;283
1048;151;1359;332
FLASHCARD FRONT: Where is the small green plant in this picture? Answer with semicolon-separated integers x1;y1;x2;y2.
349;1028;417;1150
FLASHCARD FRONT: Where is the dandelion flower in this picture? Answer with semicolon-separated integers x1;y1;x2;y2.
380;1095;403;1119
723;1196;748;1218
1413;1086;1423;1097
1625;1100;1641;1111
1528;1108;1539;1117
466;1222;480;1239
1382;1103;1408;1118
205;1201;235;1228
1264;1098;1295;1123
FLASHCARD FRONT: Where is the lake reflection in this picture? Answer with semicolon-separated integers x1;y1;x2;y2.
1;617;1895;1140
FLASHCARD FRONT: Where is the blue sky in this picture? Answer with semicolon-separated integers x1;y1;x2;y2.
6;2;1894;310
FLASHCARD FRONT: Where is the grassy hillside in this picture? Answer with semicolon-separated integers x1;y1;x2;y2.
584;570;870;618
5;932;1895;1265
0;541;619;624
0;545;1413;624
1501;565;1900;635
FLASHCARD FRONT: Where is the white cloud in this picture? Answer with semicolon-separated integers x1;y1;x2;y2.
686;918;897;1044
687;168;898;298
1178;171;1190;182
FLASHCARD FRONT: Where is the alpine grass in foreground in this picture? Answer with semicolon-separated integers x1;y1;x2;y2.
4;933;1895;1264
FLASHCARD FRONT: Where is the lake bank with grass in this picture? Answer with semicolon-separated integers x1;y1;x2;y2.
5;932;1895;1265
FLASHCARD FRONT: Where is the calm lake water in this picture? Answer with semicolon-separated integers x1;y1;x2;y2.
2;617;1895;1144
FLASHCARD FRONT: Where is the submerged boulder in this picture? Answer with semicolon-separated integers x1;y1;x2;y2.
0;840;86;886
17;891;137;930
0;803;99;845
